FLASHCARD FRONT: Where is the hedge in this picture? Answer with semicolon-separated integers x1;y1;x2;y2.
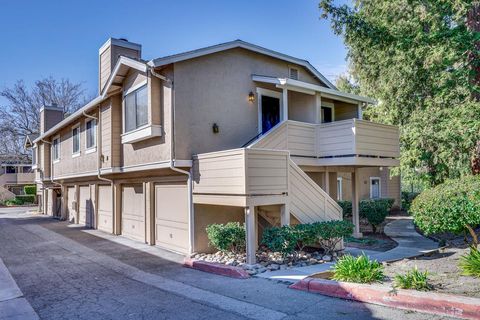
401;191;420;212
337;200;352;218
24;185;37;195
411;175;480;247
262;220;353;256
360;198;394;233
15;195;36;204
206;222;246;253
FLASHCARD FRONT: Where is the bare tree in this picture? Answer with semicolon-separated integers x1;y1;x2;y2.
0;77;87;154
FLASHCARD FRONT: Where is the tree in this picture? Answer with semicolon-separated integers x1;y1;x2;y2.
0;77;87;154
320;0;480;187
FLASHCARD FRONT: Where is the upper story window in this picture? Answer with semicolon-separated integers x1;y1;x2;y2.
6;166;16;174
52;137;60;162
72;125;80;156
289;67;299;80
85;119;96;150
124;85;148;133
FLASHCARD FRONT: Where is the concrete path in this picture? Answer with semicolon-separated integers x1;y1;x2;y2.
256;217;439;283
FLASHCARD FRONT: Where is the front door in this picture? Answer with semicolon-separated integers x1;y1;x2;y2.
261;95;280;134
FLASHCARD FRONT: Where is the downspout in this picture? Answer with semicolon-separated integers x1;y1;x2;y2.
151;68;194;255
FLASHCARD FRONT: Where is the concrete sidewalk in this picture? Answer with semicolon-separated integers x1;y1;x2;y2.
255;217;439;283
0;258;38;320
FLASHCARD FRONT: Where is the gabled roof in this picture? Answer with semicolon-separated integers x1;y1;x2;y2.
148;40;336;89
34;57;147;143
24;133;39;149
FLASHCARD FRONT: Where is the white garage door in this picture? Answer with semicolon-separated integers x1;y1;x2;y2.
67;187;77;223
155;183;189;254
122;184;145;242
78;186;90;226
97;185;113;233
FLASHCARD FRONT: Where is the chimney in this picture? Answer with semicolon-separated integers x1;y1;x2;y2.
39;104;63;134
98;38;142;93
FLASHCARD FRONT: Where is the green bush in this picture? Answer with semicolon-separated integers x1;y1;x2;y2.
206;222;245;253
16;195;35;204
293;223;318;252
411;175;480;247
401;191;420;212
24;185;37;195
360;198;394;233
5;198;25;206
332;254;384;283
394;267;432;291
312;220;354;254
337;200;352;218
262;225;299;257
459;247;480;278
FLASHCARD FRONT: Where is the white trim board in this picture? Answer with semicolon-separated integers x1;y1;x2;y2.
256;88;283;135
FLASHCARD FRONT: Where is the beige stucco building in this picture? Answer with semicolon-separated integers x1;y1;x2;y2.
27;38;400;263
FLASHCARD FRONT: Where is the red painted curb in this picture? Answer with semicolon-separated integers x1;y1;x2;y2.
290;278;480;320
183;258;250;279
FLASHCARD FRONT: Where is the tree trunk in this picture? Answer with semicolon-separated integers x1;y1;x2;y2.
466;224;479;249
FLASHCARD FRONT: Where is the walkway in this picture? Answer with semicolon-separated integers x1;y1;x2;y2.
255;217;439;283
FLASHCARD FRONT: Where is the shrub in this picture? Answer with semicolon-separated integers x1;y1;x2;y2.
293;223;318;252
394;267;432;291
337;200;352;218
15;195;35;204
411;175;480;247
313;220;354;254
24;185;37;195
360;198;394;233
401;191;420;212
5;198;25;206
459;247;480;278
206;222;245;253
262;225;298;257
332;254;384;283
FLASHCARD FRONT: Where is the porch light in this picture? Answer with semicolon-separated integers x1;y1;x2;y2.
248;91;255;103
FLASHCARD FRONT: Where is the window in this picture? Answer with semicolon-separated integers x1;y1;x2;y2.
289;67;299;80
124;85;148;133
321;106;334;123
52;137;60;161
337;177;343;201
370;177;381;199
72;125;80;155
6;166;16;174
86;119;96;149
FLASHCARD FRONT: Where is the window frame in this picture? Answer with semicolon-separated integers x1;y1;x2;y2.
85;118;97;153
369;177;381;199
123;83;148;134
32;146;37;169
288;67;299;80
71;123;81;157
52;135;61;163
337;177;343;201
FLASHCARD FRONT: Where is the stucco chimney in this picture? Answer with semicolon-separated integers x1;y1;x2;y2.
98;38;142;94
39;104;63;134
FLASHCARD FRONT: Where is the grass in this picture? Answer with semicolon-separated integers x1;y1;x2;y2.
332;254;384;284
394;267;432;291
459;247;480;278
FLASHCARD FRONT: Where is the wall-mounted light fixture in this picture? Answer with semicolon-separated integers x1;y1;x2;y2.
212;123;219;134
248;91;255;103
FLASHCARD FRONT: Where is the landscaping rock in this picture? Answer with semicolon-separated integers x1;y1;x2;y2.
322;255;332;262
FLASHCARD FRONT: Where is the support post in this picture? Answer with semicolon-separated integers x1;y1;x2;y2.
144;181;155;245
75;184;80;224
245;205;257;265
351;168;362;238
280;202;290;226
315;93;322;124
324;168;330;195
282;88;288;121
113;182;122;235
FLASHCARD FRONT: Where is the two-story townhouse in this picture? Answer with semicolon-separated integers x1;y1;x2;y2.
28;38;400;263
0;154;35;198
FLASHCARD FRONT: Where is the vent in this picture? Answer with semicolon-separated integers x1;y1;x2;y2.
289;68;299;80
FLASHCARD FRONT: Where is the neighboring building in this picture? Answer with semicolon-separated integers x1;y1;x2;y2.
0;154;35;196
27;38;400;263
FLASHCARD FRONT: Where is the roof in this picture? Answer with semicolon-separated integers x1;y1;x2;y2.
148;40;336;90
24;133;39;149
0;154;31;165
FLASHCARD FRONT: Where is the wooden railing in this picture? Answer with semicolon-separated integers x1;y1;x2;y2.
192;148;289;196
0;173;35;186
249;119;400;159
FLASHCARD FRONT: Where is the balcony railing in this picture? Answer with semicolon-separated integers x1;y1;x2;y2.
249;119;400;159
0;172;36;185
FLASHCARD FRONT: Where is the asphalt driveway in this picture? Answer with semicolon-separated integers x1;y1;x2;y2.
0;207;452;320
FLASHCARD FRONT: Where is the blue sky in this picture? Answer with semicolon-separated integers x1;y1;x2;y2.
0;0;348;104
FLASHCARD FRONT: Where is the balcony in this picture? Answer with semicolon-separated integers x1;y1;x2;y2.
0;173;36;186
249;119;400;166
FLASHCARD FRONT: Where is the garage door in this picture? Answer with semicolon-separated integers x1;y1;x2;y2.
67;187;77;223
78;186;89;226
155;183;189;254
121;184;145;242
97;185;113;233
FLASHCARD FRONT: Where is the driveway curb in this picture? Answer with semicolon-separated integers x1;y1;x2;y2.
183;258;250;279
289;278;480;320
